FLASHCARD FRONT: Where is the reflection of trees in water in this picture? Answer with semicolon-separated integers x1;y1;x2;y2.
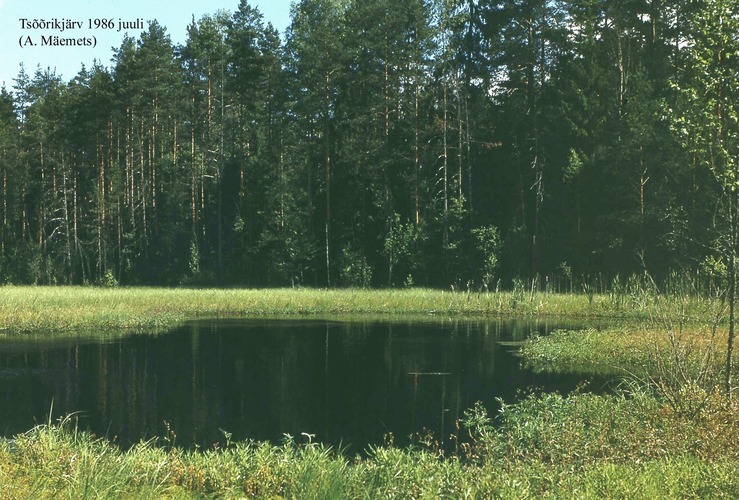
0;319;582;449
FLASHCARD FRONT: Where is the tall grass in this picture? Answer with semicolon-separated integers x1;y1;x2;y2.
2;390;737;498
520;289;735;410
0;285;719;333
521;327;659;376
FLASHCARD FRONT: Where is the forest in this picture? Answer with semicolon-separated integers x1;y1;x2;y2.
0;0;736;289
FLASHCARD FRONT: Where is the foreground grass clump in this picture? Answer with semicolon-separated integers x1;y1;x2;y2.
0;285;718;333
2;391;738;499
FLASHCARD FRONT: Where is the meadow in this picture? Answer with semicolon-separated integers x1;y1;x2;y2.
0;284;715;333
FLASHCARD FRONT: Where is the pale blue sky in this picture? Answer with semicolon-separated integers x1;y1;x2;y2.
0;0;292;89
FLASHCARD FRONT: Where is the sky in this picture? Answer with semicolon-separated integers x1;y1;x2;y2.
0;0;293;89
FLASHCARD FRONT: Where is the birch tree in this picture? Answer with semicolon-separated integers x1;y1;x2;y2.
670;0;739;396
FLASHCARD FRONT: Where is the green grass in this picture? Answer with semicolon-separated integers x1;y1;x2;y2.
519;286;729;378
521;324;732;380
0;285;718;333
1;390;737;499
521;327;655;376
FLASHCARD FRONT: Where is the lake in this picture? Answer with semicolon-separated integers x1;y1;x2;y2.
0;318;606;453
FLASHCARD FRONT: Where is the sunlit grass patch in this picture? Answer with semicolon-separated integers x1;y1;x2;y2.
521;327;654;376
557;458;739;499
521;324;732;382
0;286;721;334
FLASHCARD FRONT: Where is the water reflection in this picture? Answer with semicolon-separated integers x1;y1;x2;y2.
0;319;602;452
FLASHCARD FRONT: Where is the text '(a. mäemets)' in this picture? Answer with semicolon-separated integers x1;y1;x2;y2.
18;35;96;48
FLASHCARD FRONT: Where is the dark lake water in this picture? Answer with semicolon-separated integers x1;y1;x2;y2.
0;318;607;453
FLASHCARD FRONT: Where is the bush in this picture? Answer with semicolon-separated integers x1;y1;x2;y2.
472;225;502;290
339;244;373;288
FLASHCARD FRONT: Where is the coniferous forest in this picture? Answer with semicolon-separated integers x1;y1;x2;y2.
0;0;737;289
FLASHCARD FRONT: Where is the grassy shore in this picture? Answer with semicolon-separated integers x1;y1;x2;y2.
1;389;737;499
0;285;718;333
522;323;732;378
